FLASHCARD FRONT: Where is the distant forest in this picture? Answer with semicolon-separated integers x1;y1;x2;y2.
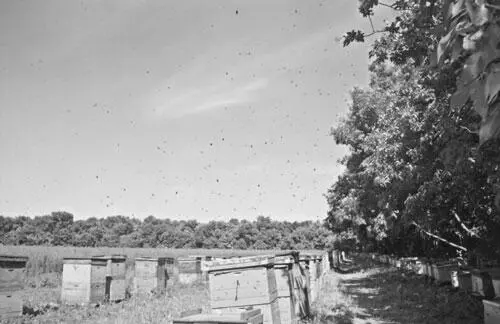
0;212;334;250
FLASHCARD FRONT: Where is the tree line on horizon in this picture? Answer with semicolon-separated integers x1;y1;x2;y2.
0;211;335;250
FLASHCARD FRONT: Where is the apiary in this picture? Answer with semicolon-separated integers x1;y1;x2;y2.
206;257;281;324
0;255;28;319
61;257;107;305
134;257;167;295
93;255;126;301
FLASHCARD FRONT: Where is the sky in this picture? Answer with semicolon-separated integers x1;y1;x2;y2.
0;0;389;222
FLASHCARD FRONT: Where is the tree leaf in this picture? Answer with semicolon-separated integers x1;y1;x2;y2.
479;101;500;143
450;89;470;109
484;63;500;105
437;29;456;63
464;0;490;26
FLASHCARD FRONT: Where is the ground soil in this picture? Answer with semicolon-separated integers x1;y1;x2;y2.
312;256;484;324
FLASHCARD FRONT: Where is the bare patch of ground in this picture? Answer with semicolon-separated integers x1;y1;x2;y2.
311;257;483;324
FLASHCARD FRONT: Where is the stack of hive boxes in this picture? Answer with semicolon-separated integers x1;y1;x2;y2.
206;256;281;324
134;257;167;295
0;255;28;319
61;257;108;305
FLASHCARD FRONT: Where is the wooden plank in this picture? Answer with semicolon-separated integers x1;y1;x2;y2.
0;292;23;319
213;300;280;324
205;257;274;272
0;255;27;293
209;267;277;308
61;262;91;305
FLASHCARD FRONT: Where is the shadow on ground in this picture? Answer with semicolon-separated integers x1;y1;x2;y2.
313;257;483;324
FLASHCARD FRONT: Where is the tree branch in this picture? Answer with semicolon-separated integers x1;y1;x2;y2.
410;221;467;251
452;210;480;238
459;125;479;135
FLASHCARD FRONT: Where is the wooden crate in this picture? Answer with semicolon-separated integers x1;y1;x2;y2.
212;300;280;324
61;258;107;305
93;255;126;301
174;308;263;324
134;257;167;295
0;255;28;293
484;299;500;324
208;260;277;308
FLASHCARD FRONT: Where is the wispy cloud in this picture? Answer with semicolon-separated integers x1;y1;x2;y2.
153;77;268;119
147;27;332;120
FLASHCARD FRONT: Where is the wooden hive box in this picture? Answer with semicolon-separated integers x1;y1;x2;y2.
93;255;126;302
434;263;457;284
165;257;177;285
206;257;281;324
483;299;500;324
134;257;167;295
174;308;264;324
487;269;500;297
178;256;203;285
273;255;297;324
471;269;496;298
61;258;107;305
0;255;28;320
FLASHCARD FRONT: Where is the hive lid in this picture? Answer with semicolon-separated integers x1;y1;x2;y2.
92;255;126;261
0;255;28;263
135;256;166;261
205;256;274;272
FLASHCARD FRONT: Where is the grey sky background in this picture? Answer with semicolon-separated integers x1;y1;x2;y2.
0;0;390;221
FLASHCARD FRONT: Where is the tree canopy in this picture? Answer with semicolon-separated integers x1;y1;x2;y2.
326;0;500;262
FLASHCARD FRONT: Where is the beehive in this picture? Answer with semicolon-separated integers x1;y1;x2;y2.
488;269;500;297
206;257;281;324
0;255;28;319
61;258;107;305
164;257;176;285
178;256;203;285
471;269;495;298
458;270;472;292
174;308;264;324
434;263;457;284
273;255;296;324
93;255;126;301
134;257;167;295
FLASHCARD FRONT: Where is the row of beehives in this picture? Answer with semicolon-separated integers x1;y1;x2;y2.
359;252;500;324
0;251;336;322
176;251;334;324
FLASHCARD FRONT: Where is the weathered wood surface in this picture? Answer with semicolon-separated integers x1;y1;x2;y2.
483;299;500;324
93;255;126;301
209;267;277;308
212;300;280;324
174;308;263;324
134;257;167;294
61;258;107;305
0;255;28;293
0;292;23;320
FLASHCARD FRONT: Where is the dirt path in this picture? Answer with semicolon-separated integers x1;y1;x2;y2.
313;257;483;324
